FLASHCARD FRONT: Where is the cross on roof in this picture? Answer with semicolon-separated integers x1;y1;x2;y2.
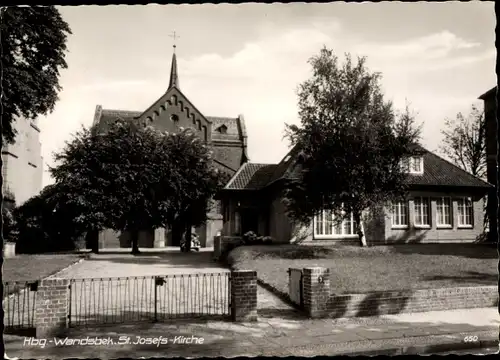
169;31;180;50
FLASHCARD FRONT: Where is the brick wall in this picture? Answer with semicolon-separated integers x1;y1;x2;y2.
34;279;70;338
230;270;258;322
296;266;497;319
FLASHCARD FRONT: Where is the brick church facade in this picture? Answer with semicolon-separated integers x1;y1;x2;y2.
92;50;248;248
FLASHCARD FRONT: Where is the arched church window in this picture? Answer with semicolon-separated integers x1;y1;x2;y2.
202;125;208;142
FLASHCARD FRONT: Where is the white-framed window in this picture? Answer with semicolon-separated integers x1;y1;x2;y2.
391;200;408;228
436;197;452;228
414;197;430;227
409;156;423;174
400;156;424;174
457;197;473;228
314;209;357;237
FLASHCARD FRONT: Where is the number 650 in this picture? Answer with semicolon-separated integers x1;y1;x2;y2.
464;336;479;343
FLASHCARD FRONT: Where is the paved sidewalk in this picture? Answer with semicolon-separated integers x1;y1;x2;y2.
4;307;498;358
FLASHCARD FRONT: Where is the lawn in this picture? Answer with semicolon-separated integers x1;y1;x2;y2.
2;253;86;283
227;243;498;297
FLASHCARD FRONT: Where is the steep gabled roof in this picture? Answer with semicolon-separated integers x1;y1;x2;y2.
224;163;277;190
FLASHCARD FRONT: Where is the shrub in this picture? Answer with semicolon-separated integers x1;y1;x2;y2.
242;231;258;245
2;206;17;242
262;236;273;245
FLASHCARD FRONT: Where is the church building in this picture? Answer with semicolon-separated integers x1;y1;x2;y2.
92;47;248;248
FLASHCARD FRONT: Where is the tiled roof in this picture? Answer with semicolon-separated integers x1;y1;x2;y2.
225;163;277;190
405;145;491;189
93;107;247;172
93;108;142;133
224;144;491;193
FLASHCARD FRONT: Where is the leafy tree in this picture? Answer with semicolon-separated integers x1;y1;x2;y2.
440;105;486;179
13;183;89;253
50;121;223;254
1;6;71;144
284;48;421;246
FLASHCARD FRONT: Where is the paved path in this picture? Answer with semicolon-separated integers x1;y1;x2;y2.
5;307;498;358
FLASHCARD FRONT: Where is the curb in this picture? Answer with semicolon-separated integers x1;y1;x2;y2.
346;338;499;356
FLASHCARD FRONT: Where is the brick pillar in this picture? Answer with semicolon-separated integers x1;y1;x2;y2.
154;228;166;248
302;267;330;318
230;270;258;322
35;279;70;338
213;236;221;260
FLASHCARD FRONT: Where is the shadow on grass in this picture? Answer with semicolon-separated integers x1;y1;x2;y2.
389;243;498;259
231;242;498;261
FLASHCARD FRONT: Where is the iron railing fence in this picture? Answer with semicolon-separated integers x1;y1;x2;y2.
69;272;231;327
3;281;38;330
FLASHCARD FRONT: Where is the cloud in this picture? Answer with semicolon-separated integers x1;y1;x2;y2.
357;31;481;61
39;18;494;187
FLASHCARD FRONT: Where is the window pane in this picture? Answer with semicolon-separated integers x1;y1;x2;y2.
325;210;333;235
316;212;324;235
343;215;352;235
466;199;473;225
401;202;408;225
444;198;451;224
414;198;422;225
422;198;429;225
333;217;342;234
457;200;464;225
437;198;451;225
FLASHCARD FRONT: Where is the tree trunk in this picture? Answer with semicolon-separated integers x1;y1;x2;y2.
86;229;99;254
354;211;367;247
131;230;140;254
172;220;184;249
185;221;192;252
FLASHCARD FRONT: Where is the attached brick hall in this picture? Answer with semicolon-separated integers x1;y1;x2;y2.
217;144;492;246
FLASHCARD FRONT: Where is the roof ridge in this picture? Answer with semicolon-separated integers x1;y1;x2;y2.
206;116;238;120
248;162;277;166
101;109;142;114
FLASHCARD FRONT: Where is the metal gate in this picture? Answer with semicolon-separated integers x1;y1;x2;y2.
3;281;38;334
68;272;231;327
288;269;303;307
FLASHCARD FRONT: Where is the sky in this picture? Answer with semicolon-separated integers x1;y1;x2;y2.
38;3;496;187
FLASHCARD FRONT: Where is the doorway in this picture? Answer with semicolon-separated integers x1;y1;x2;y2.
240;208;259;235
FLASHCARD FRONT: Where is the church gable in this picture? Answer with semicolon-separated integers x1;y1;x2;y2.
138;87;212;142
